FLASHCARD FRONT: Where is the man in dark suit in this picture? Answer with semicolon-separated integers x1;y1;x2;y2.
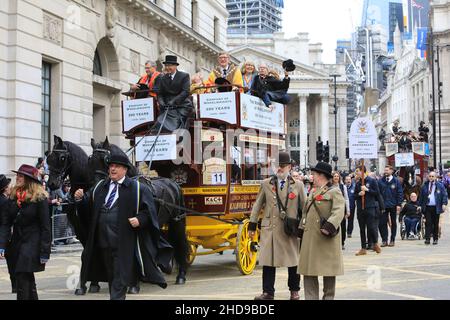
355;166;382;256
156;55;193;132
74;154;172;300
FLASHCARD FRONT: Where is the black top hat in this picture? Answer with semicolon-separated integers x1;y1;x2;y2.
107;154;132;169
12;164;41;183
282;59;296;72
215;78;232;92
278;152;292;165
162;55;179;66
0;174;11;191
311;162;333;179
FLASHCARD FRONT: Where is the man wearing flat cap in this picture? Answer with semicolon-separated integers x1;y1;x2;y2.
156;55;193;132
298;162;345;300
248;152;306;300
74;154;172;300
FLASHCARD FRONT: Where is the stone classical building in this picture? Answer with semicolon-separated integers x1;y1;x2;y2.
228;33;349;169
0;0;229;172
431;0;450;166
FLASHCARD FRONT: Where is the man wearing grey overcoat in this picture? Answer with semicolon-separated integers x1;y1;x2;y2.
249;152;306;300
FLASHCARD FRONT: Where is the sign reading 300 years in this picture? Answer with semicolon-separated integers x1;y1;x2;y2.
135;134;177;161
198;92;237;124
122;98;154;132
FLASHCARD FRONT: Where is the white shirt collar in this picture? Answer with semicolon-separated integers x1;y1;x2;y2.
170;71;177;79
111;176;126;185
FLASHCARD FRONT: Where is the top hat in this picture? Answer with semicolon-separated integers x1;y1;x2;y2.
215;78;232;93
162;55;179;66
106;154;132;169
278;152;292;165
135;83;149;99
311;162;333;179
12;164;41;183
0;174;11;191
282;59;296;72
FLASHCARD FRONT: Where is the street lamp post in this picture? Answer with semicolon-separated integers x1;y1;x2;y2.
331;73;339;171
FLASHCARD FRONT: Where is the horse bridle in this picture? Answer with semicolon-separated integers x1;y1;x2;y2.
49;148;72;184
89;148;111;179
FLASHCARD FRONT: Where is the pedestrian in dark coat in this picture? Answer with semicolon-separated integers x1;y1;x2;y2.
419;171;448;245
156;55;193;132
0;174;16;293
74;154;173;300
355;167;382;256
378;165;403;246
0;165;51;300
344;175;356;238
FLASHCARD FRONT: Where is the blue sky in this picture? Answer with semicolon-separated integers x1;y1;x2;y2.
282;0;364;64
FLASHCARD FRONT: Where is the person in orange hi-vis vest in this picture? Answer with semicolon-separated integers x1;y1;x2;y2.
130;60;161;98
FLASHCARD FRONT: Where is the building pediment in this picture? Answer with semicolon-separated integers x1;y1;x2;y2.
229;45;329;79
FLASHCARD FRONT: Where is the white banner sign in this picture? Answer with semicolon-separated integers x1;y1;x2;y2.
122;98;154;132
395;153;415;167
135;135;177;161
240;94;285;134
385;143;399;157
349;117;378;159
199;92;237;124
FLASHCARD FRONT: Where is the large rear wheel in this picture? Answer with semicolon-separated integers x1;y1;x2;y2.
236;219;259;275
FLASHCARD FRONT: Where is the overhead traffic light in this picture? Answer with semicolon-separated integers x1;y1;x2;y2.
316;139;324;162
323;142;330;163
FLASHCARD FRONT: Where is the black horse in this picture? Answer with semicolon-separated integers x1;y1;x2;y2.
89;137;189;285
46;135;102;295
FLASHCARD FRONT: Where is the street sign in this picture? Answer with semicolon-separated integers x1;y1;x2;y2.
349;117;378;159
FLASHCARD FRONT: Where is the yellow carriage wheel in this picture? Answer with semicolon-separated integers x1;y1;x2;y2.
236;219;259;275
187;243;197;266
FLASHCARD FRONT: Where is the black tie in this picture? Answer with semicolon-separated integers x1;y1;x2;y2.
280;180;285;191
223;69;227;77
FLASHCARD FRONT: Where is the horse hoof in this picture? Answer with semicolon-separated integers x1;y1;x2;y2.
175;277;186;285
74;287;87;296
127;286;140;294
88;284;100;293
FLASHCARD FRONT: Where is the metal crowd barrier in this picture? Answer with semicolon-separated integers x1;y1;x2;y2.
51;203;76;245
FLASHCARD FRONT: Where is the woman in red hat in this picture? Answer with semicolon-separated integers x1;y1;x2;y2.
0;165;51;300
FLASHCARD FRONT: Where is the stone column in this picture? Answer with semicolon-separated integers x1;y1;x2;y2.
299;94;308;168
320;94;330;144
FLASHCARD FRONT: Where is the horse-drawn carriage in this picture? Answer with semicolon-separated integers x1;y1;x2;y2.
122;89;287;275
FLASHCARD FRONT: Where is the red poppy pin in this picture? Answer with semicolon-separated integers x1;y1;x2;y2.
315;194;324;201
288;192;296;200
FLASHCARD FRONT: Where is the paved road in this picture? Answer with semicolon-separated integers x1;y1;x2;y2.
1;214;450;300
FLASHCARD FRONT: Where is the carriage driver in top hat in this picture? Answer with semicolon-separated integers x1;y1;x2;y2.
248;152;306;300
74;154;172;300
155;55;193;132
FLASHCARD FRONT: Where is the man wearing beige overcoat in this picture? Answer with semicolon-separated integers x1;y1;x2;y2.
298;162;345;300
248;152;306;300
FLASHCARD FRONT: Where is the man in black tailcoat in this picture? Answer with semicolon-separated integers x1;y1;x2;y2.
74;154;172;300
156;55;193;132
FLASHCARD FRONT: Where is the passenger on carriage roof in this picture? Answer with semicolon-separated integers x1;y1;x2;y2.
155;55;193;132
207;52;243;92
130;60;161;98
251;64;291;110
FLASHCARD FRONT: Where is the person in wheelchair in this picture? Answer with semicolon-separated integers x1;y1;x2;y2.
400;192;422;239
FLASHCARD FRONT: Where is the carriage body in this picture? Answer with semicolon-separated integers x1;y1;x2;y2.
123;91;287;275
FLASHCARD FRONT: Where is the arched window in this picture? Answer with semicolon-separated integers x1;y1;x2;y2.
93;49;103;76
